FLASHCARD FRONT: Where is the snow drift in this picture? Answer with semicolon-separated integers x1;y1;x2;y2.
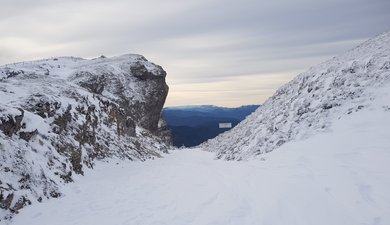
0;54;171;219
202;31;390;160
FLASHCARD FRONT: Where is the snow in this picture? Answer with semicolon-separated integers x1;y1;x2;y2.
2;28;389;225
201;31;390;160
21;110;52;134
0;53;170;220
0;54;165;104
8;95;390;225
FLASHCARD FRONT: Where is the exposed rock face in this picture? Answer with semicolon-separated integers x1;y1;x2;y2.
202;31;390;160
0;54;171;219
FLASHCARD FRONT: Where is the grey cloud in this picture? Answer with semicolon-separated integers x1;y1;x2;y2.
0;0;389;106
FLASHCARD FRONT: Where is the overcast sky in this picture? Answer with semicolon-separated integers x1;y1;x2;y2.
0;0;389;107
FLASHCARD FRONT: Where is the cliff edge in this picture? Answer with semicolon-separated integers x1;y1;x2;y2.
0;54;171;218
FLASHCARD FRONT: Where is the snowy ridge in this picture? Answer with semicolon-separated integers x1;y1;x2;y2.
0;54;165;102
0;54;171;220
202;31;390;160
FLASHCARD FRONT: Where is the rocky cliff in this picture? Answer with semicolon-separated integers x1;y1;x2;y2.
0;54;171;219
202;31;390;160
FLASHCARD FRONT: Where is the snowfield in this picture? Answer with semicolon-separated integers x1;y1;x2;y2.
9;89;390;225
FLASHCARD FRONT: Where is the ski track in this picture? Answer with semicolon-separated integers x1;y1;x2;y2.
8;103;390;225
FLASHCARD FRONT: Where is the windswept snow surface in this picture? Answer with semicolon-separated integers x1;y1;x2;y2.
8;91;390;225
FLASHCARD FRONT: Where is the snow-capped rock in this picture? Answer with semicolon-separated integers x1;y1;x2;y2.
0;54;172;218
202;31;390;160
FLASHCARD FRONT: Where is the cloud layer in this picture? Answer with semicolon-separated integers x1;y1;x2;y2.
1;0;389;106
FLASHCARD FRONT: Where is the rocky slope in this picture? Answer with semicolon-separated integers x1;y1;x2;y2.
202;31;390;160
0;54;171;219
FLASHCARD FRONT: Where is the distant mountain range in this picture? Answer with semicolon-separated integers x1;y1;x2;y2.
163;105;260;147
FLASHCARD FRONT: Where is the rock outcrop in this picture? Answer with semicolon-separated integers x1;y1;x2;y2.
0;54;172;219
202;31;390;160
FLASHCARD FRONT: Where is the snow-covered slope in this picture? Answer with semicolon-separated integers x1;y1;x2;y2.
0;54;171;219
9;92;390;224
202;31;390;160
